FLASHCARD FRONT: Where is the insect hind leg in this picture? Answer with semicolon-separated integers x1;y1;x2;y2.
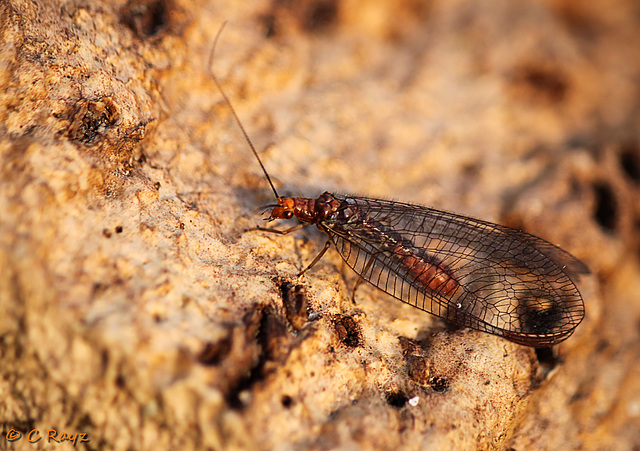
350;251;378;304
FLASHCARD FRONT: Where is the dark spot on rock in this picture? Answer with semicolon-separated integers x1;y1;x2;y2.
280;280;308;331
115;225;123;233
334;315;361;347
261;13;277;38
406;355;430;385
593;181;617;232
620;142;640;183
532;346;564;384
121;0;175;38
429;376;449;393
535;346;561;369
301;0;338;32
258;305;292;365
223;309;268;409
555;4;603;43
197;336;233;366
281;394;294;408
66;97;119;146
115;374;126;388
261;0;339;37
385;391;408;408
510;64;569;103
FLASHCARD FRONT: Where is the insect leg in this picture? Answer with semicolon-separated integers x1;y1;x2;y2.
250;224;307;235
350;276;364;304
350;250;378;304
298;239;332;276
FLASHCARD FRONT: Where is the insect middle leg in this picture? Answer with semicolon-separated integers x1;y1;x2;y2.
298;239;331;276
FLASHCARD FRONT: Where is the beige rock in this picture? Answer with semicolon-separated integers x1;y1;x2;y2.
1;0;639;449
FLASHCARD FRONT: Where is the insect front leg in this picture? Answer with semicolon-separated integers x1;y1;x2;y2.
249;224;330;276
248;224;307;235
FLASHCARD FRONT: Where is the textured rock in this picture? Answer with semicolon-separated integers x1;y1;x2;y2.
1;0;639;449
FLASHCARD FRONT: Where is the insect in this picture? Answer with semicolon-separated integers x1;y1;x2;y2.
209;24;588;347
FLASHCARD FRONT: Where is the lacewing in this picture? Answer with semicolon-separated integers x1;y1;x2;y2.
209;24;588;347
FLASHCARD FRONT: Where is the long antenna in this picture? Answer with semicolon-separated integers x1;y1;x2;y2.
208;22;280;200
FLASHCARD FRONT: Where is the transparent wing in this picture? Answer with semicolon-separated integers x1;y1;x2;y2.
322;194;588;347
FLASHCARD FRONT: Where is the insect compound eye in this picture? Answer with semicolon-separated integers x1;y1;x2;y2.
283;211;294;219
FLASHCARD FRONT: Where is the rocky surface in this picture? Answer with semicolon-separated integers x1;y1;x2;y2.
1;0;639;449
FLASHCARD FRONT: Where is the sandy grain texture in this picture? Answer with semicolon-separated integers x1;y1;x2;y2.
1;0;639;449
